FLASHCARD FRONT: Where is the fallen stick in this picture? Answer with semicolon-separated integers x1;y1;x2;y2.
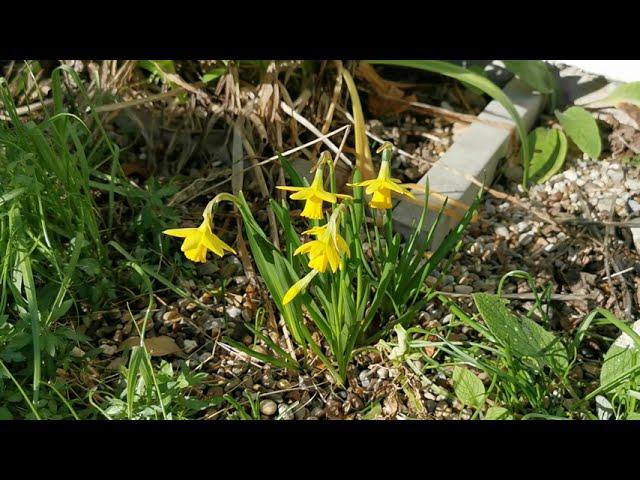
0;98;55;121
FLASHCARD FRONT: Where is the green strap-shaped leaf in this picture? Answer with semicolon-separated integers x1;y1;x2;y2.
235;192;306;344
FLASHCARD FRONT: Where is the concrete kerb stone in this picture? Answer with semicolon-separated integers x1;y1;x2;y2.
391;77;545;248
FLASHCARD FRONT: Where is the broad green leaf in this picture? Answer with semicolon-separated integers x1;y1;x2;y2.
528;127;568;183
528;127;558;180
628;390;640;401
584;82;640;109
452;366;485;409
538;129;567;183
0;187;25;207
555;106;601;160
473;293;569;373
367;60;531;187
363;234;400;330
503;60;556;94
600;344;640;392
270;199;302;262
627;412;640;420
484;405;512;420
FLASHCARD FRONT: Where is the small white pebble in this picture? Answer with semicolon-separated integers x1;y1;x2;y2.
225;306;242;319
564;169;578;182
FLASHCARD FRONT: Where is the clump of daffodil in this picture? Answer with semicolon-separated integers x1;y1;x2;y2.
349;142;415;209
163;196;236;263
283;205;349;304
277;151;351;220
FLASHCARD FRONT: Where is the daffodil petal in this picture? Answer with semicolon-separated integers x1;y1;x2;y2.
335;193;353;200
302;226;327;237
289;189;313;200
309;253;328;273
202;232;235;257
336;235;349;255
385;180;415;197
294;242;316;256
163;227;199;238
276;186;304;192
300;241;325;260
364;180;384;195
313;190;338;203
283;281;303;305
348;180;375;188
326;245;340;272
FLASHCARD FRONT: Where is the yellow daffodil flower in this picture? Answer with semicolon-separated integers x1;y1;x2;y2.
277;165;351;220
349;142;415;209
163;212;235;263
283;207;349;304
294;223;349;273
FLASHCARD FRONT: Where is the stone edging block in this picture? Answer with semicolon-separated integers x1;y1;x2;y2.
392;77;545;247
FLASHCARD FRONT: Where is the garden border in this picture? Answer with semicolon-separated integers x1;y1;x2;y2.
392;77;545;247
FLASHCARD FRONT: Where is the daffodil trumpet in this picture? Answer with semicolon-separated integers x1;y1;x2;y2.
348;141;415;210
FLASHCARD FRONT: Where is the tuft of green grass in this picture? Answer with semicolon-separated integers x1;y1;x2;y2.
0;72;111;410
0;64;184;419
381;268;640;420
